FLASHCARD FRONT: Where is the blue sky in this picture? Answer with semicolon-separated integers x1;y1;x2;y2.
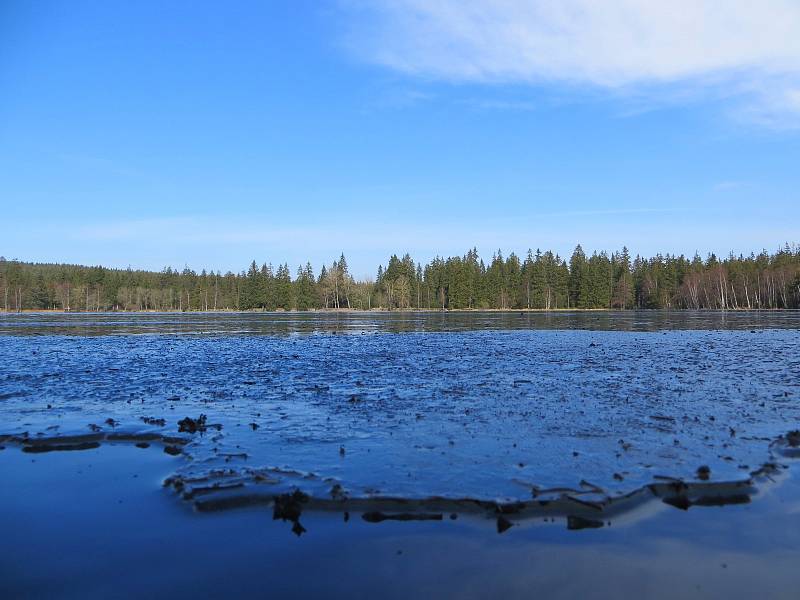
2;1;799;278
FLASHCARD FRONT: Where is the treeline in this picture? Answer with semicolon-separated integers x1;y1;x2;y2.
1;244;799;312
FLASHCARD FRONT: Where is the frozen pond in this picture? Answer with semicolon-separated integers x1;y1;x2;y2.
1;311;799;508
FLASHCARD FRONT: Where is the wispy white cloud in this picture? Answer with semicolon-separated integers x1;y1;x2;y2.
8;207;797;276
74;217;386;246
459;97;539;111
57;153;146;178
364;86;437;110
712;180;746;192
341;0;800;127
71;209;679;246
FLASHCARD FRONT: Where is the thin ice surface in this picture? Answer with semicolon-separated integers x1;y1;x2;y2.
1;313;799;501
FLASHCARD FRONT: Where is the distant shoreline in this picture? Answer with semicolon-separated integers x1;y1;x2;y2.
2;307;795;315
4;244;798;312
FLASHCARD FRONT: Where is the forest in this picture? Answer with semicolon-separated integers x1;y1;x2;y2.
1;244;799;312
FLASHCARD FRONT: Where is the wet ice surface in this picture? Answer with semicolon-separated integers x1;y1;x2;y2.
1;312;799;503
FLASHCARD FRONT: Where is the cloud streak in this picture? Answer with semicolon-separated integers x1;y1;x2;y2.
342;0;800;126
7;208;797;276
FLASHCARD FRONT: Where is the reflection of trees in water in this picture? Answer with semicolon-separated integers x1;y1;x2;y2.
1;310;799;336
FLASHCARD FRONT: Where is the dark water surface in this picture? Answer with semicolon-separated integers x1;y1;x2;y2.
3;444;800;599
2;311;800;598
2;309;799;335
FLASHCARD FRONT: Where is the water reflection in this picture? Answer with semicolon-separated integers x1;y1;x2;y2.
1;310;799;336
